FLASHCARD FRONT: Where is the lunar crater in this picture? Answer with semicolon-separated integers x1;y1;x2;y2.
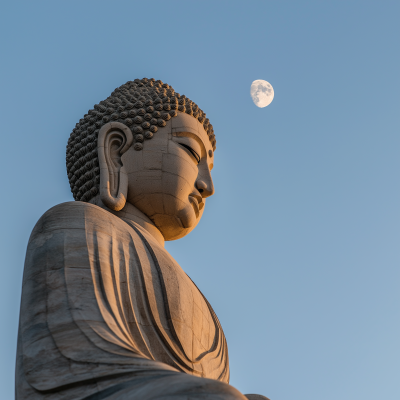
250;80;274;108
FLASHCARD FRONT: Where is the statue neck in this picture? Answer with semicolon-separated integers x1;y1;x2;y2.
89;196;165;247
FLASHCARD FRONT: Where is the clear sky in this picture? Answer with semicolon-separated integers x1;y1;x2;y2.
1;1;399;399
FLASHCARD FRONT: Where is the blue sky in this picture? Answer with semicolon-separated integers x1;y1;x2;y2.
1;1;399;399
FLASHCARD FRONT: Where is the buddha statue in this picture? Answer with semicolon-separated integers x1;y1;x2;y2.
15;78;269;400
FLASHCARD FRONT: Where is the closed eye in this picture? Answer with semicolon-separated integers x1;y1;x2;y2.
178;142;201;164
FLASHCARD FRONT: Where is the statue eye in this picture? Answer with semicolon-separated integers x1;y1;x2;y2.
178;143;200;164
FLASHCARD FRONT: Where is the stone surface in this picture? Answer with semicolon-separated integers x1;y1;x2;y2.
16;79;268;400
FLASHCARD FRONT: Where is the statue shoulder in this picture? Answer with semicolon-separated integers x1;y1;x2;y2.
31;201;122;236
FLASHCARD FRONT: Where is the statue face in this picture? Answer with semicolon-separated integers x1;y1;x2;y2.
122;113;215;241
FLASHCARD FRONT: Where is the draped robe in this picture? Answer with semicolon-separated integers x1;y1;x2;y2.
16;202;246;399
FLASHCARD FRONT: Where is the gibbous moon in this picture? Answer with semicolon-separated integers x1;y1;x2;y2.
250;80;274;108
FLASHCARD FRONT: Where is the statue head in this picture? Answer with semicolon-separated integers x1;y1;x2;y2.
66;78;216;241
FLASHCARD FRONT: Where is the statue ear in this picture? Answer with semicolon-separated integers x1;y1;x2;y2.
97;122;133;211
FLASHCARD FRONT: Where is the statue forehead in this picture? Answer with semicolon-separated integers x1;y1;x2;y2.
171;113;214;153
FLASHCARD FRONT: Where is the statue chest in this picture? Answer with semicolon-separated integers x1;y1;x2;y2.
133;229;218;365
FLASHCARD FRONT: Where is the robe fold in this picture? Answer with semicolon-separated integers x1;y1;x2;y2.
16;202;245;399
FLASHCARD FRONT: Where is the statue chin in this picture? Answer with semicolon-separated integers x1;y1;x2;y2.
152;208;202;241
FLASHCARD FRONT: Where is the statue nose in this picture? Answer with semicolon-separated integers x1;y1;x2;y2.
196;179;214;198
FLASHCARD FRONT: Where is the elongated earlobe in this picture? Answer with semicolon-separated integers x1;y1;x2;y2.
97;122;133;211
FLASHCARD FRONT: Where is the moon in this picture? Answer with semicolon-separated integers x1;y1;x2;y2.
250;80;274;108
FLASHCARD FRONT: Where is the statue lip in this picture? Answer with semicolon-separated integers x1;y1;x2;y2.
189;193;203;217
